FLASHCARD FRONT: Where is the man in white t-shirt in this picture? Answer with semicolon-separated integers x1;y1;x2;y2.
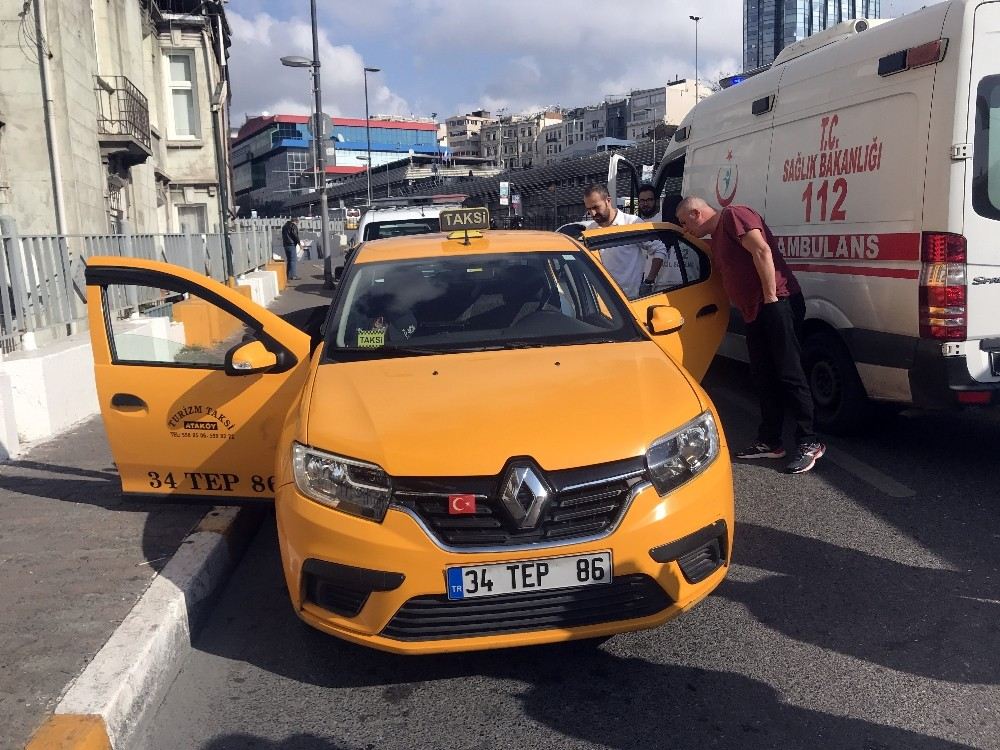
582;184;666;299
636;184;661;222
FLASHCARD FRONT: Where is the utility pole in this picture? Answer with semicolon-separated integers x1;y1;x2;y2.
310;0;330;263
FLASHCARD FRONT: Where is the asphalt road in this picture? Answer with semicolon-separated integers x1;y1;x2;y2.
133;271;1000;749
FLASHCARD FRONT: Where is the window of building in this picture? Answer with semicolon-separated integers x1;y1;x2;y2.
177;204;208;234
251;162;267;190
166;51;199;139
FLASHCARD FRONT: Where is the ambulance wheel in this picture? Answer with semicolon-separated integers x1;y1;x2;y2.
802;332;868;435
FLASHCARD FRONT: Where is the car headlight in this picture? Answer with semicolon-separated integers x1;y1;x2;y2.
645;411;720;495
292;443;391;522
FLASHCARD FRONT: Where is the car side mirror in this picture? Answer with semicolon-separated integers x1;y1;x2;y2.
647;305;685;335
225;339;278;375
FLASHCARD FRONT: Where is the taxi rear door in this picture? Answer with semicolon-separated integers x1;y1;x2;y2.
582;222;727;380
85;257;311;501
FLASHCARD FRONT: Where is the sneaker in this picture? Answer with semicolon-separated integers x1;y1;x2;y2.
785;442;826;474
734;442;786;460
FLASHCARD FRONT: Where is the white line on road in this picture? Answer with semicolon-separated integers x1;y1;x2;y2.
715;386;916;499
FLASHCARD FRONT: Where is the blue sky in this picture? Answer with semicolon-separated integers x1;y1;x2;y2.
227;0;932;126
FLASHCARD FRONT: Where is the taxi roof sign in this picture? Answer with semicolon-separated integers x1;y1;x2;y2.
440;207;490;232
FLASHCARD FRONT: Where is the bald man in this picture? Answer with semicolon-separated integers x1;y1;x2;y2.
676;197;824;474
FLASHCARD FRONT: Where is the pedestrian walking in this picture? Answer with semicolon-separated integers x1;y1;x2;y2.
675;196;825;474
582;184;665;299
281;217;301;280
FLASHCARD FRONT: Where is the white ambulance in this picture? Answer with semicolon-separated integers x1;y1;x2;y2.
611;0;1000;432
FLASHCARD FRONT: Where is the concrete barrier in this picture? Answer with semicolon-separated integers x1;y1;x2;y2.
0;334;99;446
0;371;20;460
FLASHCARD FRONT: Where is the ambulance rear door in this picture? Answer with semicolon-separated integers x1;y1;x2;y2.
964;0;1000;382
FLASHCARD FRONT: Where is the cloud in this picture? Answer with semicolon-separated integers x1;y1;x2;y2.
233;0;932;121
227;10;411;123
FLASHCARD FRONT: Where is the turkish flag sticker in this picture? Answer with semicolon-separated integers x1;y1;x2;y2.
448;494;476;515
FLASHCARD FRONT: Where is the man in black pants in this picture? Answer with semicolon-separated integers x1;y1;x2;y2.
676;196;825;474
280;217;301;280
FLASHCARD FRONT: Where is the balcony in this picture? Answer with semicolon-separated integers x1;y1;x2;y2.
94;75;152;168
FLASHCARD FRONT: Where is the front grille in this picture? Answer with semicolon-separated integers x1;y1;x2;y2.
381;574;672;640
392;457;645;548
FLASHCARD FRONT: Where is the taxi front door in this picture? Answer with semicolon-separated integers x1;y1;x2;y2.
582;223;727;380
85;257;311;501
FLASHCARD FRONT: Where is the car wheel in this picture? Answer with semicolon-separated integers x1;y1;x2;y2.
802;331;869;435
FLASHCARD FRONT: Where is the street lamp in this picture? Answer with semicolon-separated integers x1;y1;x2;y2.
279;0;329;264
690;15;702;103
637;107;657;168
363;66;380;206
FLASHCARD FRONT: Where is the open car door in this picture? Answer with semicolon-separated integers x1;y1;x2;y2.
85;257;311;500
581;222;727;380
607;153;642;212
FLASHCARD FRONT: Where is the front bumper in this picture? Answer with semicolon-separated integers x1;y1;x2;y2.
275;454;733;654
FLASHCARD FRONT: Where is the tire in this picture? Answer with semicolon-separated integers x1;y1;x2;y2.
802;331;869;434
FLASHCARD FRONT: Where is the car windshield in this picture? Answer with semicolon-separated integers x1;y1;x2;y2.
363;218;440;240
324;251;644;361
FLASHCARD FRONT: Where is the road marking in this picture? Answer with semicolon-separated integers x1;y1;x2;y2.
821;445;916;498
715;386;916;499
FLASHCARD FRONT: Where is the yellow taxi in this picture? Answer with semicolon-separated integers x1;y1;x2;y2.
84;212;733;654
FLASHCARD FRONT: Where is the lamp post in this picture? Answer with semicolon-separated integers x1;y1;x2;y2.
638;108;656;168
363;66;380;206
496;107;507;170
690;15;702;103
279;0;330;264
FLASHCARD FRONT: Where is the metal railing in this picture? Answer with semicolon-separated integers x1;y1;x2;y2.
0;216;303;356
94;75;151;151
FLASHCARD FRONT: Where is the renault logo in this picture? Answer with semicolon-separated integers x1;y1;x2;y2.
498;463;550;529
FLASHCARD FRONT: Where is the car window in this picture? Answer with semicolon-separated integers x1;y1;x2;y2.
101;282;250;368
363;218;441;240
324;251;643;360
586;228;709;301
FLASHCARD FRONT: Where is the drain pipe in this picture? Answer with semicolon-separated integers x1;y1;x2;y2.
34;0;68;235
203;16;234;282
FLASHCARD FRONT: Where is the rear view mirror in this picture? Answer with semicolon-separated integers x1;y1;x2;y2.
647;305;685;335
225;339;278;375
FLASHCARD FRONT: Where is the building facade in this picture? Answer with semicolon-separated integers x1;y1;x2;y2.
0;0;232;236
627;80;710;142
230;114;445;214
744;0;881;71
445;111;492;158
480;110;562;170
330;116;444;169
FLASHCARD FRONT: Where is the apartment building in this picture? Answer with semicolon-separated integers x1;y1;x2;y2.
627;80;711;141
480;110;562;169
445;110;493;158
0;0;232;236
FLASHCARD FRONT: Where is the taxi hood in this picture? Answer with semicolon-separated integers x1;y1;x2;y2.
305;342;705;476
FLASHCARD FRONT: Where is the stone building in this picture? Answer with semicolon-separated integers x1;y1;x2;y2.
445;110;493;158
0;0;232;236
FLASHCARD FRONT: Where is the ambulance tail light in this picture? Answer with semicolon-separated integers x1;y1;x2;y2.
919;232;967;341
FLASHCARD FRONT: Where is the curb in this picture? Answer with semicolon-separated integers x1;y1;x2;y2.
25;505;265;750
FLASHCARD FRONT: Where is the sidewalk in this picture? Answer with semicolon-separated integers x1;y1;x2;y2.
0;260;334;749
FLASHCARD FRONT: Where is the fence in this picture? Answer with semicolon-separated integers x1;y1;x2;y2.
0;216;304;356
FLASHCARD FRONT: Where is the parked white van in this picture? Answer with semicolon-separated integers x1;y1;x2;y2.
612;0;1000;432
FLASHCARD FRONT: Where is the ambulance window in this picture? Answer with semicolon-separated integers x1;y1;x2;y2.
972;74;1000;221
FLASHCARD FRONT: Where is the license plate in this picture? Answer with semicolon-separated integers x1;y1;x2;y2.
445;551;612;601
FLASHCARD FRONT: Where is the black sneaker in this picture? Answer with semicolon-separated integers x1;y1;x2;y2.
785;442;826;474
734;442;786;460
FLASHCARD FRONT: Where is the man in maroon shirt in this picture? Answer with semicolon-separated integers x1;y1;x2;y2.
676;197;825;474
